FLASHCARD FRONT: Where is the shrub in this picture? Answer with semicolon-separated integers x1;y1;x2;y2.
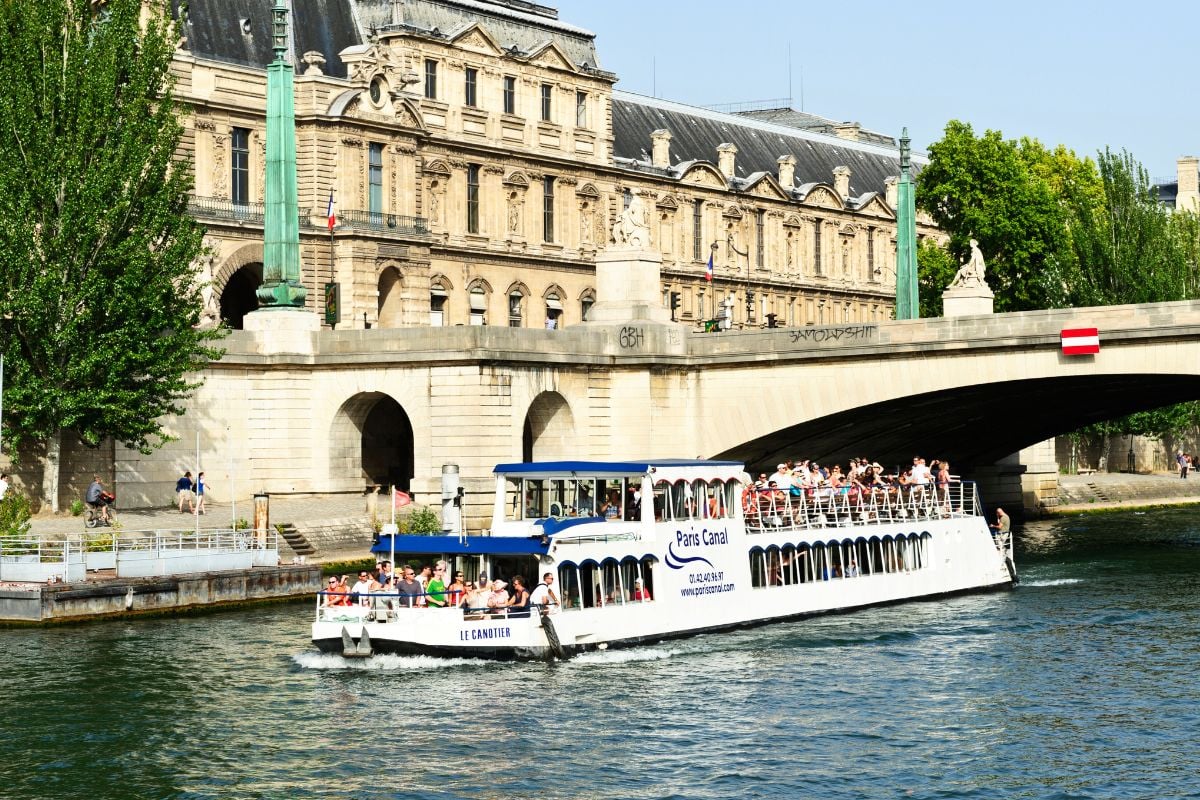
69;499;85;517
235;518;251;530
0;493;33;541
398;505;442;534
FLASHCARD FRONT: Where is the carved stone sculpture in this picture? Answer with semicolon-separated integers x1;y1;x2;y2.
195;237;220;329
610;195;650;248
949;238;988;289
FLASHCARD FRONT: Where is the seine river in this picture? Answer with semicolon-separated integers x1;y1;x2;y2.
2;508;1199;799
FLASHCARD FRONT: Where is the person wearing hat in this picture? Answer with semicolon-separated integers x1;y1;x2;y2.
487;579;510;614
632;577;652;602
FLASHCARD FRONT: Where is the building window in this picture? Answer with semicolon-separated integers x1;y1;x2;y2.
545;293;562;328
813;219;823;275
540;83;552;122
575;91;587;128
503;76;516;114
693;201;703;262
581;295;594;321
231;127;250;205
424;59;437;99
469;287;487;326
368;142;383;216
464;67;477;107
543;175;555;242
508;290;524;327
430;285;448;327
755;209;765;268
466;164;480;234
867;228;876;279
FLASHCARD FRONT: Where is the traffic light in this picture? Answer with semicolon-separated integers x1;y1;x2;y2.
669;291;681;320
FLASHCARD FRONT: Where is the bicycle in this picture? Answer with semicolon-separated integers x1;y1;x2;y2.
85;493;117;528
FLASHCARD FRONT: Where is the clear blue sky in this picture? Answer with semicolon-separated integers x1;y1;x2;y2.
554;0;1198;180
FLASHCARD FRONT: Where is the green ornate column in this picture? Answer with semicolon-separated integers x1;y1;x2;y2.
257;0;306;309
894;128;919;320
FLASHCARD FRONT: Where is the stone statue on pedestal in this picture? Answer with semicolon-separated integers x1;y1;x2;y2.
949;238;988;290
610;195;651;248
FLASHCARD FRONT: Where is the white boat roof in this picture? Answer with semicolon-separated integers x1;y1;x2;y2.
493;459;745;484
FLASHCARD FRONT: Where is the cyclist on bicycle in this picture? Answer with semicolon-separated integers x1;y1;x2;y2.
85;475;111;526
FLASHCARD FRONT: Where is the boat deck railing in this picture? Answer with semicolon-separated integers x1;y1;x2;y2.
744;481;982;535
314;591;558;624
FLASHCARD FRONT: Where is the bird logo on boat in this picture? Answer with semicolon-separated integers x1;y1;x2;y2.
665;541;715;570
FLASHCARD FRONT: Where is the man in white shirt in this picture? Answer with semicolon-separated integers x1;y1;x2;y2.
350;570;376;606
0;473;8;500
529;572;560;613
910;457;932;487
768;464;793;490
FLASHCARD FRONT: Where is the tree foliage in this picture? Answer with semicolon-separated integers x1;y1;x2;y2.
918;121;1200;456
0;0;223;508
916;239;957;318
915;121;1087;311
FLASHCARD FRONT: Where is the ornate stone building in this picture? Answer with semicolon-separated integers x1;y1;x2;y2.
175;0;939;333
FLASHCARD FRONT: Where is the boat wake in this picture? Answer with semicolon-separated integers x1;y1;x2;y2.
1022;578;1083;588
291;652;481;671
570;647;679;665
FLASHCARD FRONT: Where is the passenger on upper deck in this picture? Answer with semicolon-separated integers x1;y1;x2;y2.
602;490;622;520
323;576;349;606
577;485;595;516
350;571;376;606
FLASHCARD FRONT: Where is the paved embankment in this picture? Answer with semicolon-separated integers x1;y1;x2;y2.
27;494;377;564
1053;473;1200;513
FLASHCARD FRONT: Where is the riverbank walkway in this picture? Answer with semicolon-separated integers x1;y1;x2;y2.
1055;472;1200;513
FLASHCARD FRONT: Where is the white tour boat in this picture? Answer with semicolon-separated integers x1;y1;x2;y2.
311;460;1016;661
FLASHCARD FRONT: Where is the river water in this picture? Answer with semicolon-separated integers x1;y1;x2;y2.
3;508;1200;800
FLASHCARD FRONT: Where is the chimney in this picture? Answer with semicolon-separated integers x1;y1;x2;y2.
651;129;672;169
1177;156;1199;213
777;155;796;190
884;176;898;209
717;142;737;180
832;165;851;200
833;122;861;141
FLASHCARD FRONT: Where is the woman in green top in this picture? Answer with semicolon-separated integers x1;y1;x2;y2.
425;565;448;608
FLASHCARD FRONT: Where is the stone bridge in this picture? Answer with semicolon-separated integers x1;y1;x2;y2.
124;300;1200;519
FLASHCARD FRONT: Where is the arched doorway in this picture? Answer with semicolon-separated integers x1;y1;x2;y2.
522;391;574;461
377;266;403;328
220;263;262;329
330;392;415;491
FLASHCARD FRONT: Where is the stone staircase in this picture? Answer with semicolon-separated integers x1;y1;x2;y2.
276;523;315;558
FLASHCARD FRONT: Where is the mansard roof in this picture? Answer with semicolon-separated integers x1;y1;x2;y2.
611;91;923;199
175;0;600;78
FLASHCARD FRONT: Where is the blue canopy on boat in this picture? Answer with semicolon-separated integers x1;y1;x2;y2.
370;534;551;556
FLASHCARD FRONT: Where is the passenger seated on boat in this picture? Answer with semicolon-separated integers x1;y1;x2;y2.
602;490;622;520
631;578;652;602
846;560;860;578
425;565;448;608
487;580;510;615
323;577;349;606
506;576;531;617
395;567;423;608
350;572;376;606
446;572;467;607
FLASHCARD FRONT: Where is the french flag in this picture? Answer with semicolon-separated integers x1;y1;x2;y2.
1061;327;1100;356
326;190;336;231
705;253;714;282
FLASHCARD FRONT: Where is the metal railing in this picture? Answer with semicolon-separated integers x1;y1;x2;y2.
112;528;276;554
0;537;84;583
744;481;982;535
332;209;429;236
187;196;265;225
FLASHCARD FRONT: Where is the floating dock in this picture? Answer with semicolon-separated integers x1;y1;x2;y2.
0;565;321;623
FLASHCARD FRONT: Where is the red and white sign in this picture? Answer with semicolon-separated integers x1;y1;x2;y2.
1061;327;1100;356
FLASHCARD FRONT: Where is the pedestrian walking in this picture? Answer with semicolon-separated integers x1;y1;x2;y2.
176;470;195;512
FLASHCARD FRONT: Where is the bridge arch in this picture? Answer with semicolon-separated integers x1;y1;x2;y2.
215;242;265;329
329;392;414;490
522;391;575;462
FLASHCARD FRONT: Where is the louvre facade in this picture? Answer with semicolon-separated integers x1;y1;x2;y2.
175;0;940;332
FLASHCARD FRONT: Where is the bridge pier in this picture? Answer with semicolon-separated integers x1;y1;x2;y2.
972;440;1059;519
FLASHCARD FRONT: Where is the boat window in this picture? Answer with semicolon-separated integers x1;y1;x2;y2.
521;478;547;519
558;556;655;610
601;479;623;521
651;481;667;522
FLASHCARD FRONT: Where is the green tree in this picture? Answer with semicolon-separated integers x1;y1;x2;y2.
916;239;957;318
916;121;1095;311
1063;148;1196;306
0;0;223;510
